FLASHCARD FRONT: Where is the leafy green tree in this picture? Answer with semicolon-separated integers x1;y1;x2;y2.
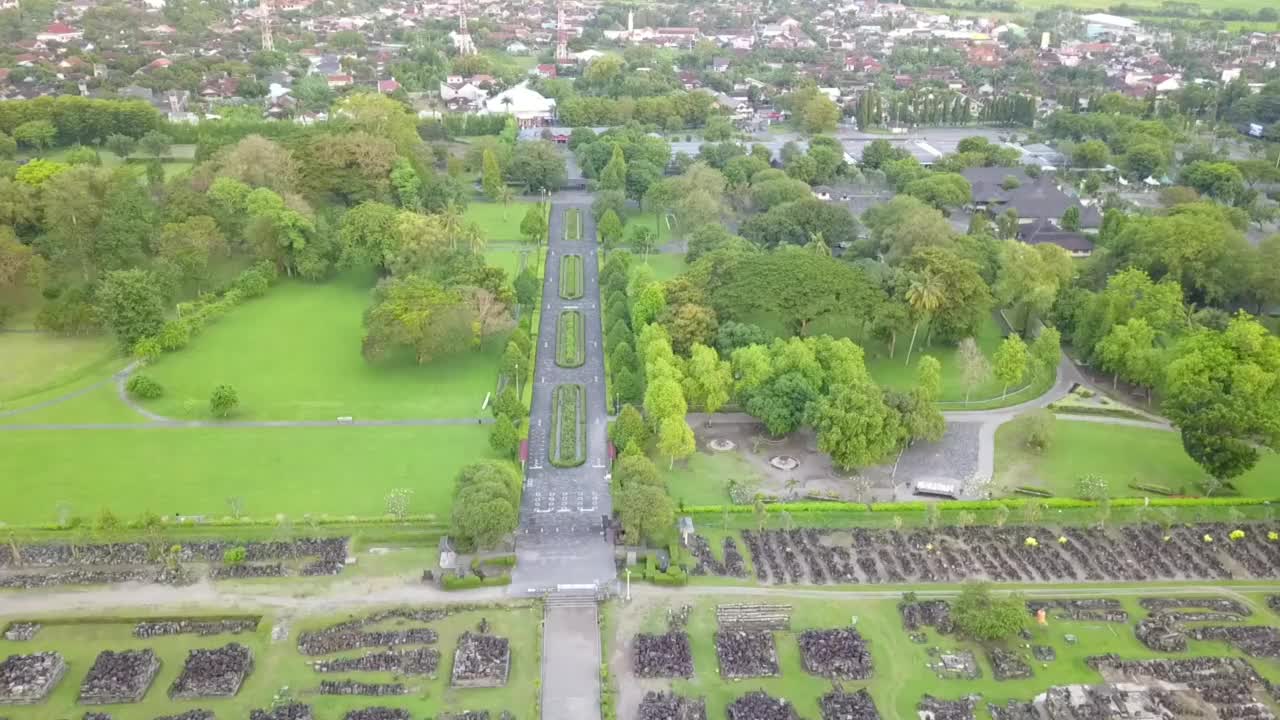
657;415;696;469
810;381;903;469
96;268;165;350
1123;142;1165;181
362;275;472;363
683;344;732;413
1096;318;1160;393
209;384;239;418
1181;161;1245;205
953;581;1026;641
617;482;673;544
1029;326;1061;374
709;250;880;338
994;241;1073;334
609;404;648;454
598;209;624;248
903;173;972;211
13;120;56;149
628;223;658;260
520;203;548;245
1061;206;1081;231
745;372;817;437
509;140;567;192
1164;314;1280;481
644;375;687;426
138;130;171;158
958;337;991;403
993;334;1030;397
489;414;520;458
600;145;628;192
481;148;504;201
625;160;662;206
1071;139;1110;168
799;93;840;134
450;460;520;548
105;133;137;159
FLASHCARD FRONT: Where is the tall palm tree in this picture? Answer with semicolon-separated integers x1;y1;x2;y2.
805;231;830;256
463;220;486;256
441;200;465;251
904;271;945;368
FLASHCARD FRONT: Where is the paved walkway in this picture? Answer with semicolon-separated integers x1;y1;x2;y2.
513;200;614;720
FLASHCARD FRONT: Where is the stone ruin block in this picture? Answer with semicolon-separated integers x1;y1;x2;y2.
798;628;873;680
450;632;510;688
168;643;253;699
79;649;161;704
0;652;66;705
714;630;780;678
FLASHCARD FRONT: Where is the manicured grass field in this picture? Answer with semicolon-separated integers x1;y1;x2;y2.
994;419;1280;498
0;604;540;720
556;310;585;368
0;424;497;524
560;253;583;299
622;593;1280;720
623;208;675;244
0;381;144;426
0;332;121;405
464;200;537;243
483;249;526;278
661;449;762;507
140;273;503;421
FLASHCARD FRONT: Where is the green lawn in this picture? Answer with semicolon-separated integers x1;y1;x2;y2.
140;273;503;421
40;146;196;179
0;382;144;426
628;593;1280;720
662;449;762;507
644;252;687;281
483;249;527;278
623;208;675;244
0;424;497;524
465;200;536;243
0;604;540;720
995;419;1280;498
0;332;121;405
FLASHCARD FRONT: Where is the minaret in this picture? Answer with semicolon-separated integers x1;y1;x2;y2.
455;0;476;56
555;0;569;64
260;0;273;52
626;9;633;39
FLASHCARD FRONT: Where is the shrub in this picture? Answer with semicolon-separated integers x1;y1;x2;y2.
157;319;191;351
125;374;164;400
210;384;239;418
222;546;247;566
234;269;270;298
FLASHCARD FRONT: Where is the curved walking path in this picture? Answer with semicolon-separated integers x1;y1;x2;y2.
0;361;140;420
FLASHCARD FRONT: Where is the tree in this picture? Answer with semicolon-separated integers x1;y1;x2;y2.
626;160;662;206
1163;314;1280;481
709;251;881;337
105;133;137;159
745;372;817;437
509;140;567;193
683;344;732;414
799;93;841;134
489;414;520;458
1029;326;1061;374
952;581;1026;642
138;130;171;158
0;228;44;292
1071;139;1110;169
209;384;239;418
1182;161;1245;205
1017;408;1056;453
657;415;696;469
1095;318;1159;392
450;461;520;548
617;482;674;543
481;148;504;201
96;269;165;350
1061;206;1081;231
520;203;548;246
1075;473;1109;501
609;404;648;454
598;209;624;248
628;224;657;259
958;337;991;403
210;135;300;194
1123;142;1165;181
994;240;1073;334
810;381;904;470
993;334;1029;398
600;145;628;192
362;275;472;363
156;215;226;292
903;173;972;212
644;376;687;428
13;120;56;150
903;270;944;368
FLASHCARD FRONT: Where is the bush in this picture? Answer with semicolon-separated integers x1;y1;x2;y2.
234;269;270;298
125;374;164;400
157;319;191;352
210;384;239;418
442;572;512;590
222;546;247;566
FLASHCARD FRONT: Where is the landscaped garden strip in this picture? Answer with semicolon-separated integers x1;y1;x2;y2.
556;311;585;368
550;384;586;467
559;254;583;299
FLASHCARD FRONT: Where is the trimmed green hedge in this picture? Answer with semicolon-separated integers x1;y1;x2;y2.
551;384;586;467
683;496;1280;516
559;254;583;300
1048;403;1154;421
556;310;585;367
443;573;513;590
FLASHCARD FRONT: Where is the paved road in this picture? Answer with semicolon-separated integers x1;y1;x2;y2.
512;201;616;592
0;417;495;431
542;598;603;720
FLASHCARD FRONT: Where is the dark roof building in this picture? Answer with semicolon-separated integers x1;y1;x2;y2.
962;167;1101;228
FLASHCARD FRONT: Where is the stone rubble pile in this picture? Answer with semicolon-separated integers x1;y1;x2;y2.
917;694;977;720
819;688;880;720
797;629;872;680
637;691;707;720
1025;599;1128;623
249;703;313;720
715;630;780;678
168;644;253;699
153;710;215;720
632;632;694;678
78;649;161;704
134;618;259;638
726;691;801;720
450;631;510;687
313;648;440;675
319;680;407;696
1;624;39;642
0;652;66;705
987;648;1033;681
342;709;411;720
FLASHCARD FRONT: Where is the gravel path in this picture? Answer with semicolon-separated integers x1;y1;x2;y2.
0;361;140;420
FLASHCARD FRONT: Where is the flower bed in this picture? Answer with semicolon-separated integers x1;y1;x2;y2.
550;384;586;467
559;253;583;299
556;310;585;368
565;209;582;242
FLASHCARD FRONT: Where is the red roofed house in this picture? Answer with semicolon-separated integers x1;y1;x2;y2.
327;74;352;88
377;78;400;94
37;22;82;42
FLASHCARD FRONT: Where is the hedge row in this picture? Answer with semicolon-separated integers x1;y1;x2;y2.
132;261;278;362
442;573;513;590
565;209;582;242
683;496;1280;516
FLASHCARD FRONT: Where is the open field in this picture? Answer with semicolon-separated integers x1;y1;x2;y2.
622;209;675;244
141;273;502;421
644;252;687;281
38;145;197;180
0;424;497;525
995;419;1280;498
0;332;121;405
661;450;762;507
464;200;537;243
610;591;1280;720
0;603;540;720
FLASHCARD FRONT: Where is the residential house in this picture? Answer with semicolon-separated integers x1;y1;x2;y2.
962;167;1100;257
480;81;555;127
37;22;83;43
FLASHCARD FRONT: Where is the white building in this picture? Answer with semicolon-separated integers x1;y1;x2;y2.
480;82;556;128
1081;13;1138;38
